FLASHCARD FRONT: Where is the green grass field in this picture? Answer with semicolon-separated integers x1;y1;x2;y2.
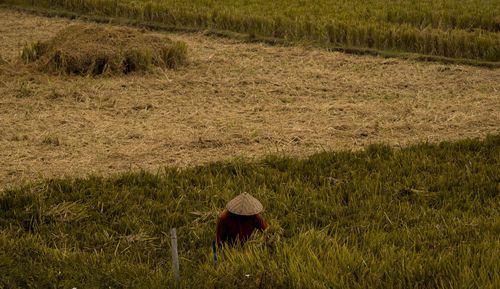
1;135;499;288
3;0;500;61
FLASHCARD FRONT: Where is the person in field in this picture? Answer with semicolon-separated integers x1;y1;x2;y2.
215;192;269;246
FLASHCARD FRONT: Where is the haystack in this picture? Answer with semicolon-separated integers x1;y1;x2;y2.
22;25;187;75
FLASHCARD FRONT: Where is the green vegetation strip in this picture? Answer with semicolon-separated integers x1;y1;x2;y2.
1;136;499;288
3;0;500;62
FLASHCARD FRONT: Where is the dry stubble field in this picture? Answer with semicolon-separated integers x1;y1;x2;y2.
0;8;499;189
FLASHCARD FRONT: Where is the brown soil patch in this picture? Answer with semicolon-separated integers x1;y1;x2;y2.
1;8;499;190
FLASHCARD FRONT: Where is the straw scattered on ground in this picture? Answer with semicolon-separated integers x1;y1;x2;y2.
0;8;499;189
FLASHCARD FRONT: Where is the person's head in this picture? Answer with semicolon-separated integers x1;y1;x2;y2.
226;192;263;216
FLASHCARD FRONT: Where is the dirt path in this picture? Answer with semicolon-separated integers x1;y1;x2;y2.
1;8;499;189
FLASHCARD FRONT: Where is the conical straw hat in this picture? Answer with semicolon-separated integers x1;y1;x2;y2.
226;192;263;216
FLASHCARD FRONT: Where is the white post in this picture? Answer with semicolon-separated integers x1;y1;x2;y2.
170;228;179;281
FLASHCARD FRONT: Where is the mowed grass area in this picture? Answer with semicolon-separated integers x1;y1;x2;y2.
1;136;499;288
3;0;500;62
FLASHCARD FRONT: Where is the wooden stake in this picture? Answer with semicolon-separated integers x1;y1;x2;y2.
170;228;179;281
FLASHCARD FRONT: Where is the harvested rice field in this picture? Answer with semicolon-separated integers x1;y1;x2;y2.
0;7;499;190
1;5;500;289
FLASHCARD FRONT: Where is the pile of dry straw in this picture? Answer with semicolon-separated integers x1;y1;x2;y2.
22;24;187;75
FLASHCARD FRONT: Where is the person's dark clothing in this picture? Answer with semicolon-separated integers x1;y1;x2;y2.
215;209;268;245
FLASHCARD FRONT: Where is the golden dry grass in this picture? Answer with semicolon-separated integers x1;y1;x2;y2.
0;8;499;189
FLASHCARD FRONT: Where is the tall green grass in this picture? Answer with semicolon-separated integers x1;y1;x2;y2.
1;135;499;288
3;0;500;61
